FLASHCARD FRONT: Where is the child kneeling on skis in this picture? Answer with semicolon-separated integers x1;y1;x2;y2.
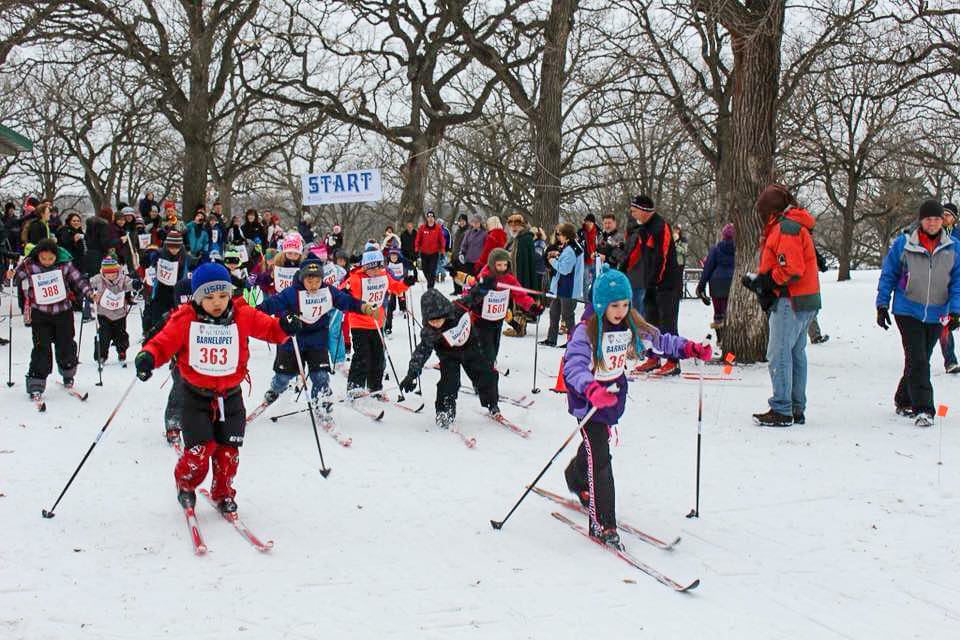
257;258;374;417
399;288;500;427
14;238;94;398
90;256;135;364
135;262;302;513
562;267;710;548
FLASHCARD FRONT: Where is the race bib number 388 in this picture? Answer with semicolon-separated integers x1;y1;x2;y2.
31;270;67;305
188;322;240;377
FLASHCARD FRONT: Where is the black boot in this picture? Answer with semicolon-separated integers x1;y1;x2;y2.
177;489;196;509
217;497;238;514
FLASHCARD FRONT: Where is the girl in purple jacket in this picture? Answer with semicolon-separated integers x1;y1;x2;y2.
562;266;710;549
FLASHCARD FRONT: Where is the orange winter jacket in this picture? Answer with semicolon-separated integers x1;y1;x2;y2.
758;207;821;311
343;267;408;330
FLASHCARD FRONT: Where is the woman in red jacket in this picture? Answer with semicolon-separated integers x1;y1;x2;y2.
476;216;507;275
415;210;446;290
135;262;301;514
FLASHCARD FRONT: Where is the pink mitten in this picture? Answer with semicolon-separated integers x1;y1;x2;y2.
585;381;618;409
683;342;713;361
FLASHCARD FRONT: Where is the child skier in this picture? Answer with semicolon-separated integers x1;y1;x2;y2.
144;230;190;332
462;247;540;367
90;256;134;364
14;238;94;399
255;232;303;296
323;249;350;365
383;247;411;335
399;288;500;427
257;258;374;415
134;262;302;512
342;248;408;396
562;267;710;548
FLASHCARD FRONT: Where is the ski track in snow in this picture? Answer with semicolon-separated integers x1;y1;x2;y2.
1;272;959;638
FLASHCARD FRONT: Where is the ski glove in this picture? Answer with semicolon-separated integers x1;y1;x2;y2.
947;313;959;331
279;314;303;335
877;307;891;330
399;374;418;393
131;279;143;292
683;342;713;361
585;381;618;410
134;351;155;381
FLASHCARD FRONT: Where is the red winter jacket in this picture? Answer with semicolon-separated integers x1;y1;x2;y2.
475;228;507;274
143;298;289;394
415;223;446;255
757;207;821;311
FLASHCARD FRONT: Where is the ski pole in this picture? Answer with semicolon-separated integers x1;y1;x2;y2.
41;377;137;518
531;311;541;394
375;320;405;402
6;298;13;387
94;317;104;387
291;335;331;478
491;386;616;530
405;290;423;395
76;307;85;363
686;358;705;519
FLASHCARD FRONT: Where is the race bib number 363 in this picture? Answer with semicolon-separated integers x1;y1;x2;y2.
594;330;631;382
188;322;240;377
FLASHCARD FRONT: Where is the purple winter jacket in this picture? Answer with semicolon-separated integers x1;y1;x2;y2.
563;322;690;425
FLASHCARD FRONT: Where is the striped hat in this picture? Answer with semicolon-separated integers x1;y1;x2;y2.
100;256;121;274
164;230;183;247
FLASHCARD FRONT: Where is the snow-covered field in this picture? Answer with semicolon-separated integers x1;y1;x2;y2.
2;270;958;639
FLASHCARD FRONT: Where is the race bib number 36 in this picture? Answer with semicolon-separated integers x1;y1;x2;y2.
441;312;472;347
299;288;333;324
481;288;510;321
361;275;388;306
156;258;179;286
31;270;67;305
594;330;631;382
188;322;240;377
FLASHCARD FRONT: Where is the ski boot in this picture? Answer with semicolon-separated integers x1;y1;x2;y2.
62;376;75;389
632;356;660;374
177;489;196;509
346;386;366;402
947;363;960;375
436;410;454;430
915;413;934;428
165;425;182;446
217;497;238;514
895;405;916;418
652;360;680;377
486;403;501;418
264;389;279;405
591;524;624;550
118;351;127;366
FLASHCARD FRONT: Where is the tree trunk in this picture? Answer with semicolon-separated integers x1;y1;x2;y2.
217;179;234;220
398;134;438;227
182;131;209;215
531;0;576;232
717;3;786;363
838;206;854;282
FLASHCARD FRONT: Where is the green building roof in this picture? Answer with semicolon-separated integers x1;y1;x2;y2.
0;124;32;155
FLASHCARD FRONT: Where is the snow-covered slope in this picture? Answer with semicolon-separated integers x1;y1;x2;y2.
1;271;957;638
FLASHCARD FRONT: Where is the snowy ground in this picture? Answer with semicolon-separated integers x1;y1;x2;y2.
1;270;958;639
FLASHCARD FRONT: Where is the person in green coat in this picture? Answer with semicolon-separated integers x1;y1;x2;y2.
505;211;539;336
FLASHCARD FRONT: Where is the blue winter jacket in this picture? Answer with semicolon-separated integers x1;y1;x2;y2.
698;238;735;298
258;274;363;352
548;242;584;300
184;222;210;256
877;230;960;324
563;321;691;425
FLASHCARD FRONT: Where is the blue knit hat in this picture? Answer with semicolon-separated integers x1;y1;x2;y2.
591;265;636;360
191;262;234;303
362;249;384;268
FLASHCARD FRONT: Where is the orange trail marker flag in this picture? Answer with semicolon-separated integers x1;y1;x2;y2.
937;405;948;417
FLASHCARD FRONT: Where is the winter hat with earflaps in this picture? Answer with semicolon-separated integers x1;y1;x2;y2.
421;288;452;321
191;262;234;303
591;265;638;362
487;247;510;272
100;256;121;274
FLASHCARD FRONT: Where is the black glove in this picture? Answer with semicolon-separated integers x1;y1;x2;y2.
399;374;418;393
478;275;497;291
134;351;155;381
947;313;959;331
815;249;828;273
279;314;303;335
528;302;543;317
877;307;891;331
696;287;710;305
131;279;143;292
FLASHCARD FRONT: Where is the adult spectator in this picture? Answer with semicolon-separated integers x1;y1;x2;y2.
206;210;225;255
25;202;54;245
531;226;547;290
578;213;598;279
298;215;316;244
745;184;820;427
1;202;18;281
541;222;584;347
400;221;417;262
184;210;210;258
674;224;689;269
459;215;486;280
115;206;138;267
940;203;959;374
450;214;469;294
807;245;831;344
241;209;266;247
382;225;402;252
476;216;507;276
415;210;446;289
877;199;960;426
227;215;245;245
138;190;158;218
266;212;284;249
595;212;625;268
145;204;163;235
623;196;649;310
696;223;735;329
503;212;539;337
631;195;684;376
57;212;87;270
325;223;344;254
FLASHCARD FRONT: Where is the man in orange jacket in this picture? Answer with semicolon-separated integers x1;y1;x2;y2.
744;184;821;427
343;247;408;396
